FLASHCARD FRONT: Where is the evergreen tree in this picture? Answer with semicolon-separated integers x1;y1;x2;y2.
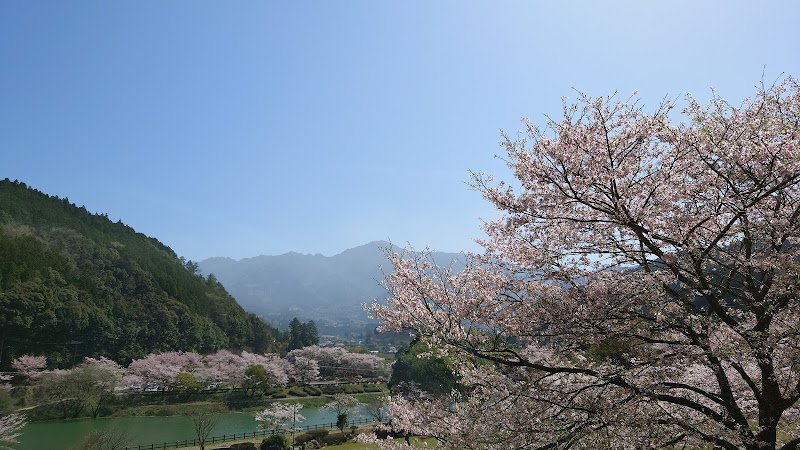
299;320;319;347
0;179;285;367
286;318;319;351
286;318;303;351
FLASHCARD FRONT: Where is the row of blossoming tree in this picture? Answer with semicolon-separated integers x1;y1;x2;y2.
360;78;800;450
1;346;386;447
0;345;386;432
11;346;386;393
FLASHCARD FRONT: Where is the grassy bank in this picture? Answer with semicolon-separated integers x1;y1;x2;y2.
109;391;385;418
168;426;434;450
23;383;386;421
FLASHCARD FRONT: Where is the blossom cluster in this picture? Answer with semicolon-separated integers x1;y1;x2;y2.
288;345;387;379
10;345;381;393
368;78;800;449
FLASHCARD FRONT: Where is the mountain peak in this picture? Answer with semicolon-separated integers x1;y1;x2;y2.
333;240;392;257
197;241;464;324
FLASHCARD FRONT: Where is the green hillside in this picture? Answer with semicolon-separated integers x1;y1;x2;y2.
0;179;282;368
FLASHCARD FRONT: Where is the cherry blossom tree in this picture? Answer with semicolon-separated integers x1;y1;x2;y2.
125;352;189;389
255;402;305;434
324;393;361;417
0;413;25;450
118;373;145;392
324;394;362;431
11;355;46;380
240;351;292;386
0;374;11;400
289;355;320;383
122;350;294;392
288;345;386;379
239;352;293;398
34;359;121;420
370;78;800;450
201;349;247;387
80;357;123;418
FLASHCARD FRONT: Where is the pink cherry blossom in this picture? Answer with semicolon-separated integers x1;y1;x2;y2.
288;345;386;379
11;355;47;379
0;413;26;449
369;78;800;450
123;350;295;390
255;402;305;434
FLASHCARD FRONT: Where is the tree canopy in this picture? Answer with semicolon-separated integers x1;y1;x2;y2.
0;179;283;368
388;337;458;396
370;78;800;450
286;318;319;351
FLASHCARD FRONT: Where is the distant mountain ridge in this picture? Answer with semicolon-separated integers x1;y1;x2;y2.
198;241;464;324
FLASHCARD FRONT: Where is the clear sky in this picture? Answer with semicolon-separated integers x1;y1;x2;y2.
2;1;799;261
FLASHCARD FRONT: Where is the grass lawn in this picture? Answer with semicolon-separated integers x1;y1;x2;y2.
171;433;435;450
326;437;437;449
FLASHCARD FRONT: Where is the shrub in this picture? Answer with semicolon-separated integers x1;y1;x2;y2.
321;432;349;445
341;384;365;394
260;434;289;450
295;428;330;445
375;429;407;440
294;433;311;445
294;433;312;445
230;443;257;450
321;385;343;394
295;428;328;445
287;386;307;397
302;385;322;396
307;429;329;440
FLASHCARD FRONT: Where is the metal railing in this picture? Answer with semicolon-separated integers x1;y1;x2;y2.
124;418;382;450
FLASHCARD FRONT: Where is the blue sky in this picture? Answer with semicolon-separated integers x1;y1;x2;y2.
2;1;799;261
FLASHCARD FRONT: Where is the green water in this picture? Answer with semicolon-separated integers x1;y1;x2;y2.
16;406;366;450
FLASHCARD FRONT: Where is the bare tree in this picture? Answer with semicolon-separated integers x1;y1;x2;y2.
363;394;387;423
190;410;220;450
69;428;129;450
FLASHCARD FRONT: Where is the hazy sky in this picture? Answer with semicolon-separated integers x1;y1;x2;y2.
2;1;799;261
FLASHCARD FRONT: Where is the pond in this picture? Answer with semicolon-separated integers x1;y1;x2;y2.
16;405;376;450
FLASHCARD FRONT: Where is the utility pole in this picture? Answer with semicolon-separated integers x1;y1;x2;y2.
291;405;297;449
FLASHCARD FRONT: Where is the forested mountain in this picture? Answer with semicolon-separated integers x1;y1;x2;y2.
0;179;282;369
198;241;464;325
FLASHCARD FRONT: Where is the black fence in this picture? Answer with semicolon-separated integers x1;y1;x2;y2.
123;418;382;450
